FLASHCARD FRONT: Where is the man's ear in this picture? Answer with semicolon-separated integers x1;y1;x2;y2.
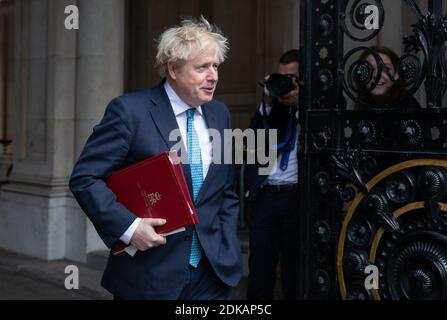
167;63;177;80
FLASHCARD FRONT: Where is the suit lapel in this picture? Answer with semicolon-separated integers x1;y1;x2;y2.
147;83;182;150
147;83;193;193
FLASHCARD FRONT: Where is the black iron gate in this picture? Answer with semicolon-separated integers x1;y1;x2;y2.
298;0;447;300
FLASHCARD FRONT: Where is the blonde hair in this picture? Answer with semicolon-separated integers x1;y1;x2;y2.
155;16;229;77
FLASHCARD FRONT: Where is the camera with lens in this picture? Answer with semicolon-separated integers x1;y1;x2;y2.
265;73;297;98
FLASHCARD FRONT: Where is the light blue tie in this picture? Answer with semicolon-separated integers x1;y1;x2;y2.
186;108;203;268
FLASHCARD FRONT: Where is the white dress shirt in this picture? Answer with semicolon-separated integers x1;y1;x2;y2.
120;82;213;244
259;103;299;185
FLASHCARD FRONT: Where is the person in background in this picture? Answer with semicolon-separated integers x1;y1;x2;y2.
244;49;300;300
355;45;421;111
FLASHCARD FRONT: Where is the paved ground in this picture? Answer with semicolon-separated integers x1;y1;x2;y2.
0;238;281;300
0;249;112;300
0;269;90;300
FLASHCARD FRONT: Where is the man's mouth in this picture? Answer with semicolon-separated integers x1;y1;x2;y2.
202;87;215;93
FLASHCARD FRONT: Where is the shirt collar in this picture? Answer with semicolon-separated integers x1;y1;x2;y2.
164;81;203;117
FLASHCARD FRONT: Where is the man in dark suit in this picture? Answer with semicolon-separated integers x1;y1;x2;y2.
244;49;300;300
69;17;242;300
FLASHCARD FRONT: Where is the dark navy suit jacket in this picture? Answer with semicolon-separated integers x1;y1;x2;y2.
69;82;242;299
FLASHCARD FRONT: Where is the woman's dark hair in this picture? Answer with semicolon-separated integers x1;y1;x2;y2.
367;45;399;69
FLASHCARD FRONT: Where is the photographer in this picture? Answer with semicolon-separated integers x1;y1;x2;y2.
244;49;300;300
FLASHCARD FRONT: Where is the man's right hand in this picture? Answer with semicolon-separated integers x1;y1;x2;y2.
130;218;167;251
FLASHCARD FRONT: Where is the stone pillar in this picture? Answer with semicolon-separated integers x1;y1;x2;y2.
0;1;15;183
74;0;125;155
0;0;125;262
0;6;4;142
0;0;77;259
67;0;126;262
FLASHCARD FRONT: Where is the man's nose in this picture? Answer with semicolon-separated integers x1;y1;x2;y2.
206;67;218;81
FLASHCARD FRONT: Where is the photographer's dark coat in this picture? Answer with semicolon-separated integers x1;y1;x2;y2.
244;100;294;201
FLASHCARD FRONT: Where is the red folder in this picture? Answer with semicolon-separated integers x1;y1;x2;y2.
106;152;198;256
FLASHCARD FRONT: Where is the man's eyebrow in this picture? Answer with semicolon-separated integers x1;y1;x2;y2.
195;61;219;67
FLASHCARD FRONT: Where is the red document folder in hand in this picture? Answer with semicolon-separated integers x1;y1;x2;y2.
106;152;199;256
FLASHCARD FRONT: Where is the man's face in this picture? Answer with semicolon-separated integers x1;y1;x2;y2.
168;45;219;107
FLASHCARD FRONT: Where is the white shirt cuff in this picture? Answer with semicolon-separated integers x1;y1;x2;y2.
120;217;142;244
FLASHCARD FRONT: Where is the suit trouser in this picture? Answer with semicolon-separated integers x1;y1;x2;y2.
177;255;231;300
114;256;230;300
247;187;299;300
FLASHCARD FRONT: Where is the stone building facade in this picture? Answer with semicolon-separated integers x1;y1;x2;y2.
0;0;430;262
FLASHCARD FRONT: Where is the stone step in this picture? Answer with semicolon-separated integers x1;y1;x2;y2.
0;248;112;299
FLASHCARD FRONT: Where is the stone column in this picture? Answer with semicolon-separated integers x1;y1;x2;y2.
0;0;125;262
0;0;77;259
0;7;4;143
67;0;126;262
0;1;15;183
74;0;125;156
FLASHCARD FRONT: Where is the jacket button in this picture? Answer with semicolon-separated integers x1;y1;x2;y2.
184;235;191;241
